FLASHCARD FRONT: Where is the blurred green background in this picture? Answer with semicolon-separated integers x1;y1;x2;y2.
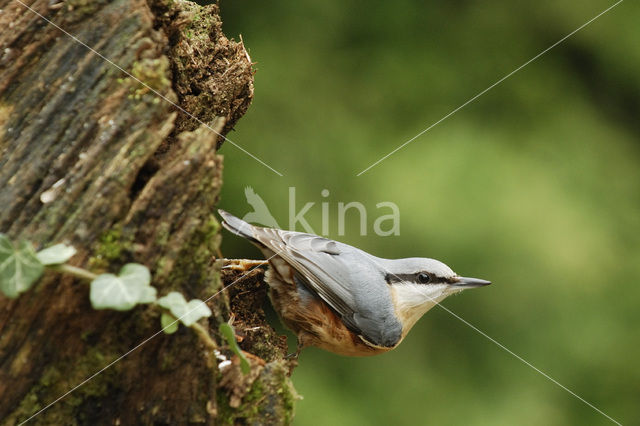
216;1;639;424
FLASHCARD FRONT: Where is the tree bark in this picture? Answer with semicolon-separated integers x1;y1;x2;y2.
0;0;295;424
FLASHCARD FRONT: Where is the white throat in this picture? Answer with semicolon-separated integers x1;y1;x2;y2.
391;283;452;336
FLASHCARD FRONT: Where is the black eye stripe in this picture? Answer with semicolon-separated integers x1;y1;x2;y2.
384;273;446;285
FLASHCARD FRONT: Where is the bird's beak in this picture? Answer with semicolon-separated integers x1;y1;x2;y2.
452;276;492;288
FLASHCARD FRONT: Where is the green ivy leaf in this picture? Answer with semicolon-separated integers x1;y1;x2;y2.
157;292;212;326
89;263;156;311
36;243;77;265
161;312;179;334
219;322;250;374
0;234;44;299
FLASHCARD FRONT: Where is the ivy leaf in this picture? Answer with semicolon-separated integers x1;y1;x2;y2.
0;234;44;299
157;292;212;326
219;322;250;374
161;312;179;334
36;243;77;265
90;263;156;311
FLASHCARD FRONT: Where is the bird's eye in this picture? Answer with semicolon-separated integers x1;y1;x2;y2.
417;273;431;284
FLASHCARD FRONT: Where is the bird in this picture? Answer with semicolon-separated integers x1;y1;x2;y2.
219;209;490;357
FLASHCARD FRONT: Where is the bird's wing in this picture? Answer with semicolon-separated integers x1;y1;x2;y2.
219;210;402;347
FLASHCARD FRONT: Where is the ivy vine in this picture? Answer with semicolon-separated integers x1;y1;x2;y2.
0;233;249;372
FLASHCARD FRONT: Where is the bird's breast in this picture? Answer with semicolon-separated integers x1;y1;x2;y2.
265;266;392;357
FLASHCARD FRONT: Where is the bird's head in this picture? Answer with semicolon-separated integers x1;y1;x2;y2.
383;257;490;334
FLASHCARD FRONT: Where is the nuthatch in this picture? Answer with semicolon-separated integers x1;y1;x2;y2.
219;210;490;357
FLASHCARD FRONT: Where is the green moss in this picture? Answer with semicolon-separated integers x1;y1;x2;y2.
215;389;234;426
11;391;43;425
215;362;297;425
64;348;115;405
164;213;222;294
10;348;118;424
277;370;297;425
214;381;262;425
88;226;133;270
39;366;62;387
180;4;220;44
204;214;221;251
130;57;172;99
154;222;171;248
97;227;124;258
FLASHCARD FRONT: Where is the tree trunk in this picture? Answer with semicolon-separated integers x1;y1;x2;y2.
0;0;296;424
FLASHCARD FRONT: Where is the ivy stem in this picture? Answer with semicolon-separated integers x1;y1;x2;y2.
190;322;218;351
51;264;99;281
52;263;218;352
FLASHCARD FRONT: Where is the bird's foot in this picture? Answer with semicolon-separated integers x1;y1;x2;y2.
285;340;305;360
222;259;269;271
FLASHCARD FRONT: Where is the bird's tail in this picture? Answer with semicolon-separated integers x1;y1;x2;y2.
218;209;259;242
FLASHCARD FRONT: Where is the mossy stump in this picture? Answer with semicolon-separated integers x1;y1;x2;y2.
0;0;295;424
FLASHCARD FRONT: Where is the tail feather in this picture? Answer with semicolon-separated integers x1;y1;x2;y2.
218;209;259;243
